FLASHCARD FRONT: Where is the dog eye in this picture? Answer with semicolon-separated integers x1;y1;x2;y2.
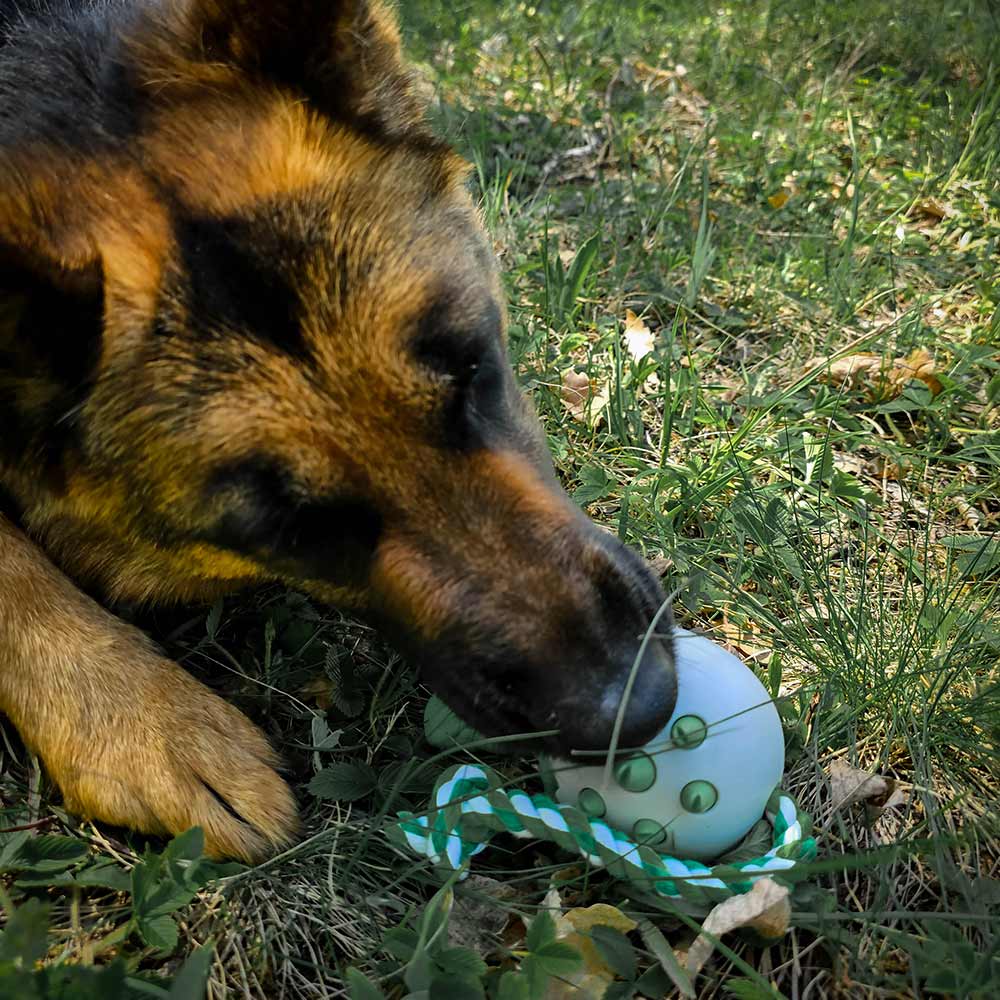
284;497;382;562
411;319;511;450
414;332;487;388
204;459;382;577
205;459;287;550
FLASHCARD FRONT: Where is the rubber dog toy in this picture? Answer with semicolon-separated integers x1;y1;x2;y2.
390;630;816;901
544;629;786;860
390;763;814;904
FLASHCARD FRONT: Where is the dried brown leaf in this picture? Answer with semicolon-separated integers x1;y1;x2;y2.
909;198;950;221
560;369;610;425
589;382;611;423
866;782;911;822
447;875;515;955
888;347;943;396
686;879;791;978
560;369;591;420
623;309;654;361
810;348;943;401
955;497;983;531
540;896;637;999
829;758;890;811
647;554;673;577
833;452;866;475
300;675;333;709
564;903;637;936
813;352;885;390
631;58;677;88
716;618;771;662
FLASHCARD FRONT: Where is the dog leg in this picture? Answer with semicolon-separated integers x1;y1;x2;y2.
0;514;297;861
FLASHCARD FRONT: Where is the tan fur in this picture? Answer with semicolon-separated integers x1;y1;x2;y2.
0;515;296;860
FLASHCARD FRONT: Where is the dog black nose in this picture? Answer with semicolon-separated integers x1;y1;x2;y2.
549;635;677;753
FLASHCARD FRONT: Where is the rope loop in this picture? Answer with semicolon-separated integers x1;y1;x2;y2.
389;764;817;903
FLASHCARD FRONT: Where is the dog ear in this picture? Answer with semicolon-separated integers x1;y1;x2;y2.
0;151;170;343
0;161;104;307
138;0;430;140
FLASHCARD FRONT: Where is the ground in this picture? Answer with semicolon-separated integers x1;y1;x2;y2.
1;1;998;997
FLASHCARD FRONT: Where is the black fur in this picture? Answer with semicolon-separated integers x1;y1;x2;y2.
413;297;514;452
0;254;102;484
173;211;312;360
203;455;383;585
0;0;141;152
0;1;139;487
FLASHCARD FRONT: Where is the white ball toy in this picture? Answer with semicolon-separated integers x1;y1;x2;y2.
544;628;784;861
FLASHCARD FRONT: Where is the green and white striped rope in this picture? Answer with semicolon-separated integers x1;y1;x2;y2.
389;764;817;905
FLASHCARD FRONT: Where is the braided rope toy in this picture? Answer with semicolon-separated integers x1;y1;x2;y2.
389;764;817;906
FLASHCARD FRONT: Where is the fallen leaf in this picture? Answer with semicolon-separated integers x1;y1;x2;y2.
557;912;635;995
810;349;943;401
767;190;790;209
909;198;949;221
632;59;686;87
887;347;943;396
867;454;912;482
564;904;637;936
588;380;612;425
814;352;886;391
300;675;334;709
866;782;910;823
544;967;607;998
716;618;771;662
829;758;889;811
502;915;527;951
448;875;516;955
623;309;655;361
955;497;983;531
560;370;612;425
536;894;638;999
631;58;685;89
686;879;791;978
647;554;673;577
560;369;592;421
833;452;865;475
552;864;585;885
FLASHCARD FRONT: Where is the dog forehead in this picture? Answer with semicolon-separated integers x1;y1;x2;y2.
143;92;465;217
141;92;490;331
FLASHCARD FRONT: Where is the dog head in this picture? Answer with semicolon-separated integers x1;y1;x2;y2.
0;0;676;754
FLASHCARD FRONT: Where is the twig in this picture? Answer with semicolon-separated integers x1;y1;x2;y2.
0;814;58;834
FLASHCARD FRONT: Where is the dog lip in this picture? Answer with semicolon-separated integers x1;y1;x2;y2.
421;667;561;750
417;661;530;737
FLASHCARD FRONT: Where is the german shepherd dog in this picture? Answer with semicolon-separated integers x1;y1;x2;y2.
0;0;677;861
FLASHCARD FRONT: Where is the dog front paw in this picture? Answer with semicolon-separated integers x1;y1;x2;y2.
38;642;298;862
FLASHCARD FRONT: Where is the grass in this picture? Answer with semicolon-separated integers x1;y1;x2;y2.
2;0;999;996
